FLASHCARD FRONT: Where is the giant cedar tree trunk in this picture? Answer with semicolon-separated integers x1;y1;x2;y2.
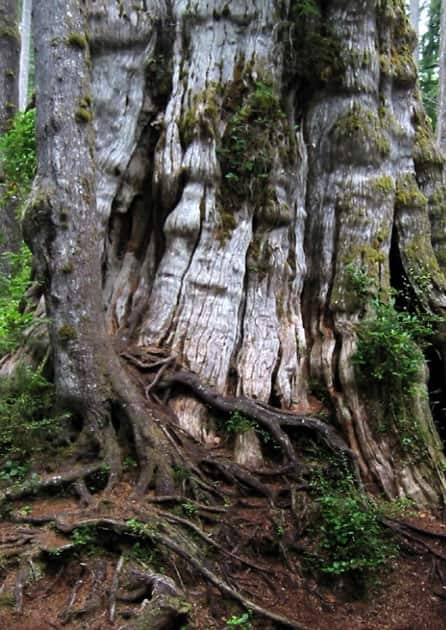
26;0;446;505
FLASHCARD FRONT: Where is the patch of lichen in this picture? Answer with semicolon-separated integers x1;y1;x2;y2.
179;84;219;146
0;26;20;42
67;32;88;50
246;236;273;279
331;244;385;313
332;104;390;158
395;174;427;211
403;236;446;290
377;0;417;87
58;325;77;343
413;110;445;169
75;107;92;124
373;175;395;196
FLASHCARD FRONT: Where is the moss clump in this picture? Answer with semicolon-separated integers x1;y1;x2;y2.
413;111;444;168
283;3;345;91
217;79;287;210
374;175;395;195
67;32;88;50
61;262;74;274
75;107;92;124
58;325;76;342
179;84;219;146
0;26;20;42
215;208;237;245
395;174;427;210
333;104;390;158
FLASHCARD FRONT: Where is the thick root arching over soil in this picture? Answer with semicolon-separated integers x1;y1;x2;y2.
0;350;445;628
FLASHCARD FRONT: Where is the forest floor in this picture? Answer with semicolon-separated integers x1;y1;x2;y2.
0;482;444;630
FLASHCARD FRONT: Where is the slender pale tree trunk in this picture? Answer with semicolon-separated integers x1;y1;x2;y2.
410;0;421;63
18;0;32;111
0;0;19;132
438;0;446;149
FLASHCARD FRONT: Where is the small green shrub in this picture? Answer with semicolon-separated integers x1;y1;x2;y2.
225;411;275;445
226;411;255;434
312;469;398;580
225;611;252;629
353;298;435;456
353;298;431;389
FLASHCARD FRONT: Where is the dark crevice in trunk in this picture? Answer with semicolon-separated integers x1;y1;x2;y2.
390;225;446;452
425;345;446;451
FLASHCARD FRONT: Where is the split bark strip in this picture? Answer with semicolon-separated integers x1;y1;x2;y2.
109;554;124;623
161;371;353;459
54;517;307;630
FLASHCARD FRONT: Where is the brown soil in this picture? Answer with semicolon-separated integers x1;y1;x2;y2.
0;488;444;630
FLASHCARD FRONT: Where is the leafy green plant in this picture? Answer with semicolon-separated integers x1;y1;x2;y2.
312;469;398;580
226;411;255;434
71;526;94;549
123;455;138;471
344;262;371;300
353;298;435;456
296;0;320;16
0;108;36;204
225;611;252;629
181;502;198;516
0;460;28;482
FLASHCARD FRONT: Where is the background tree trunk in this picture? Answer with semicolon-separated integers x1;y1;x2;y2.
410;0;421;63
0;0;22;264
27;0;446;507
438;0;446;148
0;0;19;133
18;0;32;112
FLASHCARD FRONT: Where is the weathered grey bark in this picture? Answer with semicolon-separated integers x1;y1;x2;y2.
0;0;22;263
26;0;181;497
438;0;446;149
18;0;32;111
27;0;446;506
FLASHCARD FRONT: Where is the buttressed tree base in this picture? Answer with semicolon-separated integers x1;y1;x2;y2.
0;1;446;627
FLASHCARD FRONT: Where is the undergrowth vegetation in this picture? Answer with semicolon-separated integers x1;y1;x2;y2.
311;463;398;583
0;106;60;477
353;296;437;458
0;108;36;206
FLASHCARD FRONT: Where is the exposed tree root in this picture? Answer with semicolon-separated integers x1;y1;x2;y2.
161;370;354;459
49;516;307;628
0;463;104;505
